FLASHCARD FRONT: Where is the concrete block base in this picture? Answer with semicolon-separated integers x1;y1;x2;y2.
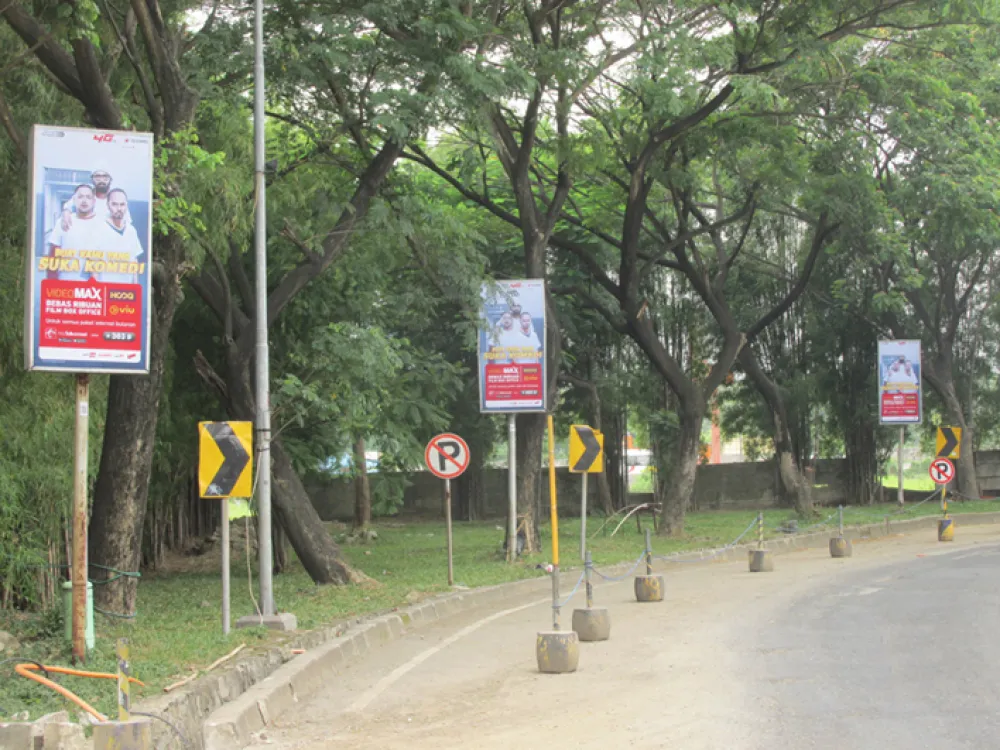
634;575;664;602
829;536;853;558
93;719;153;750
748;549;774;572
572;607;611;642
536;630;580;673
44;722;88;750
0;723;33;750
938;517;955;542
236;612;298;631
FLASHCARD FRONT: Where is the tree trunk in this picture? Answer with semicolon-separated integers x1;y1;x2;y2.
88;234;184;613
739;347;814;516
353;436;372;531
656;400;705;536
271;440;359;583
515;413;544;552
930;370;980;500
272;520;287;574
458;435;487;521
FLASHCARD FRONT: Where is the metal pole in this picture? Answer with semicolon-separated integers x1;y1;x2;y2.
222;498;230;635
644;527;652;575
116;638;130;721
942;485;948;516
580;472;588;560
445;479;454;586
253;0;274;617
758;511;764;550
72;374;89;664
547;414;560;630
897;426;905;507
584;550;593;609
838;505;844;537
507;414;516;562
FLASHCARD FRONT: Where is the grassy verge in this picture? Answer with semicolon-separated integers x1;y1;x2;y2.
3;499;1000;720
880;471;937;491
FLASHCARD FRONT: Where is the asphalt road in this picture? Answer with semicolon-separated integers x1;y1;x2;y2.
249;525;1000;750
746;541;1000;749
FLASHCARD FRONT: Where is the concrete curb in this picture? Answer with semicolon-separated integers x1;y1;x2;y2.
173;510;1000;750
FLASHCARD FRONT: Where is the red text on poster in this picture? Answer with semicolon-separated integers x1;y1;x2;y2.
38;280;143;365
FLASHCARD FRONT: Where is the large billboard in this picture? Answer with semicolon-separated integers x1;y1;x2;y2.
878;339;922;424
24;125;153;374
478;279;547;413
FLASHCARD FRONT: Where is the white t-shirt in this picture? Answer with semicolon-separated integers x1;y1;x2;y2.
885;365;918;390
99;221;144;284
48;215;116;282
508;327;542;363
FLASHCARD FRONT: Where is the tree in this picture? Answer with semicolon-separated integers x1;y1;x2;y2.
853;23;1000;500
1;0;217;612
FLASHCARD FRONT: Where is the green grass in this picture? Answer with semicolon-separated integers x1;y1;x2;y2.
880;470;937;491
4;499;1000;720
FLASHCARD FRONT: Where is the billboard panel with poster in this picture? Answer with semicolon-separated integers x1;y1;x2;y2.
477;279;547;413
878;339;922;424
24;125;153;374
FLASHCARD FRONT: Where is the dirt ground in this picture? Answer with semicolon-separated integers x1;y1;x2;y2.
245;524;1000;749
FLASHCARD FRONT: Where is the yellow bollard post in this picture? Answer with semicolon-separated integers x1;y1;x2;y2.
938;486;955;542
536;414;579;673
116;638;130;721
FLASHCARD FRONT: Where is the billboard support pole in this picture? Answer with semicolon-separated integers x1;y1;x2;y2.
72;373;89;664
445;478;454;586
253;0;274;618
897;427;905;507
221;498;230;635
507;414;517;562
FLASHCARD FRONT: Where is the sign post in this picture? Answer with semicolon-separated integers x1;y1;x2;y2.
535;415;580;673
72;375;88;663
477;280;547;561
199;421;253;635
568;424;604;560
25;125;155;662
877;340;922;506
547;415;560;630
425;433;470;586
929;457;956;542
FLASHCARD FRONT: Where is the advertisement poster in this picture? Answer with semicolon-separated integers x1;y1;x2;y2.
478;279;547;413
24;125;153;374
878;340;922;424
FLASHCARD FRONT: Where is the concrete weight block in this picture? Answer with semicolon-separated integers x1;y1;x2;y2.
748;549;774;572
572;608;611;642
829;536;853;558
536;631;580;674
938;517;955;542
634;575;664;602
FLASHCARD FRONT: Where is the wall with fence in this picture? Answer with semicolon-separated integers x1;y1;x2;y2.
307;457;859;521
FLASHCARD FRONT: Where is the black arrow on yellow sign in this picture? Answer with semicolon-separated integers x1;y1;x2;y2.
936;426;961;459
200;422;252;497
571;426;602;472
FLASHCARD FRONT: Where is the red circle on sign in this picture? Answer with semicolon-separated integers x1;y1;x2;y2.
424;433;470;479
929;458;955;485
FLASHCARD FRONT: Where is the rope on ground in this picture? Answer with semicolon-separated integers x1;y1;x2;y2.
592;550;648;582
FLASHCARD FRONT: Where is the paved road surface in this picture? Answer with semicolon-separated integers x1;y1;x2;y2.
249;525;1000;750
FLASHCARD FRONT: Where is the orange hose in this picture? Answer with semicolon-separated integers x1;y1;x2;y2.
14;664;106;722
17;663;145;686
